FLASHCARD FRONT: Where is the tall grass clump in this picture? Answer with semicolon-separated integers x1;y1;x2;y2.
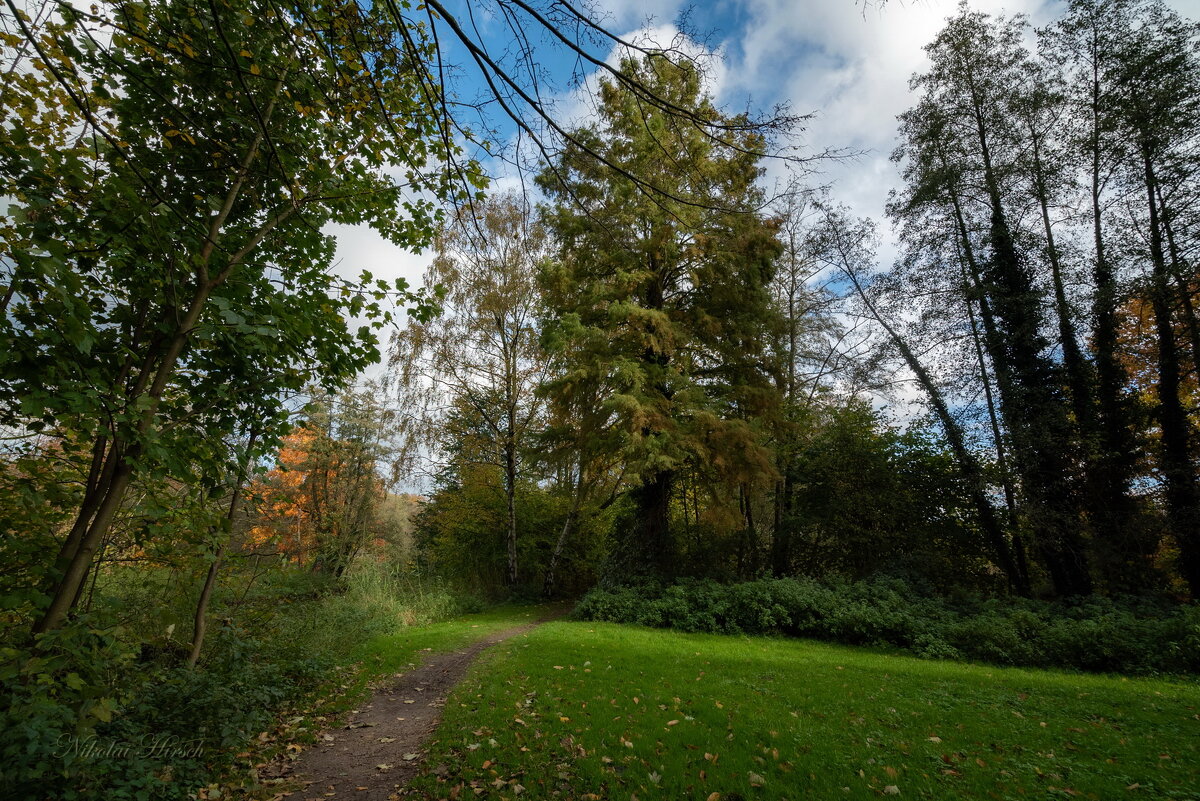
274;561;484;662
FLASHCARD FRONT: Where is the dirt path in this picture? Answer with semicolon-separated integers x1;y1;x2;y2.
278;621;543;801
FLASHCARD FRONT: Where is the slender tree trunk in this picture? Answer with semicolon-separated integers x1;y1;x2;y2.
836;240;1027;595
34;460;134;633
1030;129;1092;428
1143;152;1200;595
770;470;793;577
35;285;215;633
188;438;254;668
1158;185;1200;381
964;283;1032;586
974;103;1092;596
1085;62;1145;591
504;441;518;586
544;481;584;599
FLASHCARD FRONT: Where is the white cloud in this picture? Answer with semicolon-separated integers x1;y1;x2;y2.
723;0;1056;258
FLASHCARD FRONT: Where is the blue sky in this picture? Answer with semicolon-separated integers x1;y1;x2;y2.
332;0;1200;344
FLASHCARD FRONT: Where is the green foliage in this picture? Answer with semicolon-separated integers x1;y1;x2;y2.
575;578;1200;675
0;560;486;800
775;402;994;587
0;622;137;797
414;464;605;598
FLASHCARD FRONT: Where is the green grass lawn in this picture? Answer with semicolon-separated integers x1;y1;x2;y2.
409;620;1200;801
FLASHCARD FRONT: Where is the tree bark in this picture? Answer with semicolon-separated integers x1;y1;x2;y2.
836;235;1028;595
1143;151;1200;595
504;440;518;586
631;469;675;578
188;428;260;665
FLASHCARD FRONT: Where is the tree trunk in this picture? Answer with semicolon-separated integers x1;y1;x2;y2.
544;490;584;599
1143;152;1200;595
631;469;675;578
34;283;216;633
188;456;252;668
974;104;1092;596
838;248;1028;595
770;470;793;577
1085;59;1144;592
504;442;518;586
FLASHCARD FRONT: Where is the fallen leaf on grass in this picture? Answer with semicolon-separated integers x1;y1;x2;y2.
748;772;765;787
883;786;900;795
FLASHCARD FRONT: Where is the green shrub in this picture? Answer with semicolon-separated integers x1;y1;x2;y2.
573;577;1199;676
0;561;485;800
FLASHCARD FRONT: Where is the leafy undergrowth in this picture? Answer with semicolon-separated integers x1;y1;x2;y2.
408;621;1200;801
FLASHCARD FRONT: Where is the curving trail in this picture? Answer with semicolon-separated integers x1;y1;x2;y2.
279;620;544;801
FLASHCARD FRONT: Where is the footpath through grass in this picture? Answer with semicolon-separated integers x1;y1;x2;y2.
229;605;546;800
409;620;1200;801
352;605;546;680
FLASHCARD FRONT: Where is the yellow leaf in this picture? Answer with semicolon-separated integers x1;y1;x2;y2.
250;64;261;75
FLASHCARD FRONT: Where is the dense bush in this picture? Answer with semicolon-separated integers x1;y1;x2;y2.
574;577;1200;675
0;562;481;800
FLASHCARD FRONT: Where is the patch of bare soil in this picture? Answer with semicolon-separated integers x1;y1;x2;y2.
275;622;541;801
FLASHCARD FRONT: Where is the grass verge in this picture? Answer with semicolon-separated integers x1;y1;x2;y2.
408;620;1200;800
